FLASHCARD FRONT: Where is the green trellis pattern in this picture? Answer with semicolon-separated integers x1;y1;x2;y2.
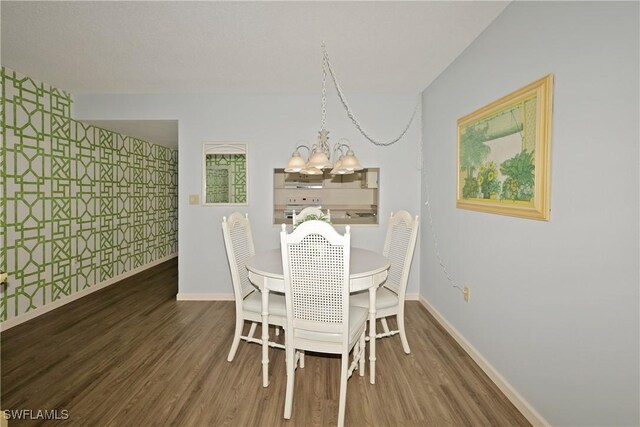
205;154;246;204
0;68;178;322
206;167;230;203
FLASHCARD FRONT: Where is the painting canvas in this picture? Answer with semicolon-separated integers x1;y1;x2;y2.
457;75;553;220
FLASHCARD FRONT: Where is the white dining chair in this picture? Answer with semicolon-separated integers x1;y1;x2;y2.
280;220;366;427
351;210;419;354
292;207;331;226
222;212;286;362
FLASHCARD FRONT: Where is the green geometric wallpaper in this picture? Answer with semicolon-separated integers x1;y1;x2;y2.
0;68;178;322
204;153;246;203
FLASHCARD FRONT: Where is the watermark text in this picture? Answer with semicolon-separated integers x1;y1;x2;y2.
2;409;69;421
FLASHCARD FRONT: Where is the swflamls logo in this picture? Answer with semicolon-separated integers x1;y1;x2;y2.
2;409;70;420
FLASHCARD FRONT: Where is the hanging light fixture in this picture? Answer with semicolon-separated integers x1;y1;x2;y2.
285;44;361;175
286;43;420;175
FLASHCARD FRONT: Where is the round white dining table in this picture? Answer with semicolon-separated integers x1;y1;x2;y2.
246;247;389;387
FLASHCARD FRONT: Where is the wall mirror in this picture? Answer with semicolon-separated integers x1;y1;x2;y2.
202;143;248;205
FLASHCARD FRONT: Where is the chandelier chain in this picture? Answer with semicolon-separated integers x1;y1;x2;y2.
321;43;420;147
321;54;327;131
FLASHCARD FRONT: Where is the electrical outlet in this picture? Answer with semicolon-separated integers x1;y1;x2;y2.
463;286;471;303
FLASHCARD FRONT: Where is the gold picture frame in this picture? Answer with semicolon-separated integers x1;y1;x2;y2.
457;74;553;220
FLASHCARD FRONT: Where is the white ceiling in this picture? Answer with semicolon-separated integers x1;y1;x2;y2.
1;1;508;148
1;1;509;95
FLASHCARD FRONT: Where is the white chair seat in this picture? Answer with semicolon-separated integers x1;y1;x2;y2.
351;286;399;310
294;306;368;345
243;291;287;317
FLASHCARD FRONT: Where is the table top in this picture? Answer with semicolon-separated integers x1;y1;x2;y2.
246;247;390;280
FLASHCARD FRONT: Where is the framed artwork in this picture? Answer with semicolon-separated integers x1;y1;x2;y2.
456;74;553;220
202;143;248;205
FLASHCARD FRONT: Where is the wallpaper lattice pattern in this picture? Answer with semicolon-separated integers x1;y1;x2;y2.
0;68;178;322
205;154;246;203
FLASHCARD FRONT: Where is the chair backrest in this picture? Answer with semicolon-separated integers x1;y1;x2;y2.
280;221;350;344
292;207;331;225
382;211;419;297
222;212;256;300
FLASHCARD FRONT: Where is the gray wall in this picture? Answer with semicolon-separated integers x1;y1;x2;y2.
75;92;422;299
420;2;639;426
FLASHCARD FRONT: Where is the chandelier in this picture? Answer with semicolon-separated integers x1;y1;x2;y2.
285;45;362;175
285;43;421;175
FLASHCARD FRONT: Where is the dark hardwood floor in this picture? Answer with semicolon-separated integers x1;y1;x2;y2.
1;259;529;426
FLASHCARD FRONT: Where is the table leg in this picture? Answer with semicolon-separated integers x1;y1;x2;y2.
368;287;377;384
262;288;270;387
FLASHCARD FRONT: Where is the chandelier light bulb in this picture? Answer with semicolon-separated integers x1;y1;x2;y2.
307;148;331;170
300;166;323;175
285;150;307;172
339;150;363;171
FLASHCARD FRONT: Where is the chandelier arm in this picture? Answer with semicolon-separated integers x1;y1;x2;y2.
331;142;348;158
334;142;351;151
295;144;312;156
322;44;420;147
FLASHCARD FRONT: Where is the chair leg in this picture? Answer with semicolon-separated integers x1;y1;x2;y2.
359;332;365;376
294;351;305;369
337;353;349;427
284;346;296;419
227;317;244;362
247;321;257;339
397;309;411;354
381;318;391;334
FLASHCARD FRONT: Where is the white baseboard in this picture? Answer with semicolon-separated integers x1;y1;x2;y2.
418;296;549;427
176;293;234;301
1;254;178;332
405;292;419;300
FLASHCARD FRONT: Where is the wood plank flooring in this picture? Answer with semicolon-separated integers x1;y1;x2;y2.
1;259;530;426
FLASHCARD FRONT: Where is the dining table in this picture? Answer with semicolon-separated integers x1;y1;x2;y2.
246;247;390;387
